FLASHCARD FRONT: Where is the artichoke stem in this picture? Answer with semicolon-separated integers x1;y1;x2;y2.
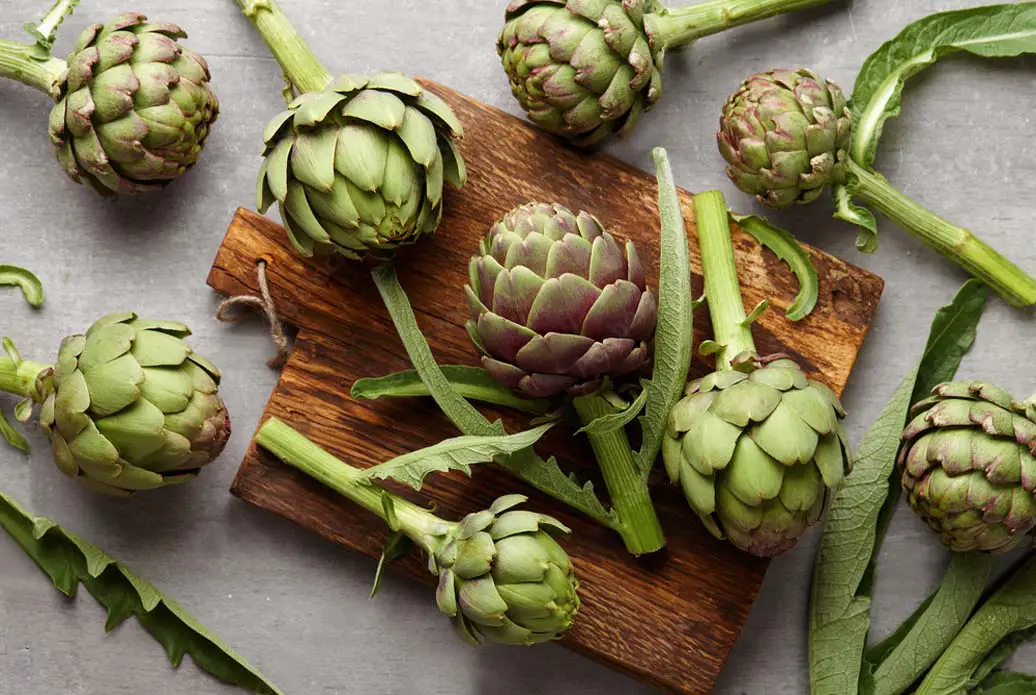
34;0;79;45
0;39;64;98
847;158;1036;308
0;357;51;399
695;190;757;369
255;417;449;552
233;0;334;94
573;393;666;555
644;0;835;51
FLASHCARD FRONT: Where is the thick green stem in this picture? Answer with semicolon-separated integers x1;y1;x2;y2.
696;190;756;369
572;394;665;555
0;39;64;98
34;0;80;45
645;0;834;51
0;357;51;399
255;418;450;551
233;0;333;94
846;159;1036;308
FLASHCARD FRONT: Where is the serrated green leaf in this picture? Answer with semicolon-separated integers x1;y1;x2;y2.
637;149;693;476
0;265;44;308
809;280;989;695
358;424;554;490
0;490;283;694
918;556;1036;695
851;3;1036;170
371;264;614;528
578;387;648;436
352;366;552;415
734;214;818;321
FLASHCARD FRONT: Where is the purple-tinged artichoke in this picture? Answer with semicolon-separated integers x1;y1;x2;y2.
900;381;1036;554
718;69;850;209
465;203;658;399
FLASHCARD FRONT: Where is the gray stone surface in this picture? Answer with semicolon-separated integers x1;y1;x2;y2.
1;0;1035;692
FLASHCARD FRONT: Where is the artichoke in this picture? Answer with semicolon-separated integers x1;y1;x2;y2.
718;69;851;209
0;312;230;496
257;73;466;260
497;0;834;146
663;356;851;556
900;381;1036;554
236;0;466;261
465;202;658;399
49;13;219;196
717;67;1036;310
433;494;580;646
662;189;851;556
255;418;580;646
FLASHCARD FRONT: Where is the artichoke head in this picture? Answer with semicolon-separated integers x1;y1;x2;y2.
465;203;658;399
433;495;580;646
498;0;665;146
718;69;851;209
49;13;219;196
258;73;466;261
38;312;230;496
662;356;851;556
900;381;1036;554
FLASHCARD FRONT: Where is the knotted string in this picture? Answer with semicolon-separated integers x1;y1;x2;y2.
216;260;291;369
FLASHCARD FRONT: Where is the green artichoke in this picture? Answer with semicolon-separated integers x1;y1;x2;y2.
498;0;664;146
498;0;835;146
900;381;1036;554
35;312;230;496
465;202;658;399
663;355;852;556
434;494;580;646
48;13;219;196
718;68;851;209
257;73;466;261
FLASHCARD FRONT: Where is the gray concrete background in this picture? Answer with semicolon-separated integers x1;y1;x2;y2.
1;0;1034;693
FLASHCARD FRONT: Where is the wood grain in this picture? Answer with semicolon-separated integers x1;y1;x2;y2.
207;81;884;694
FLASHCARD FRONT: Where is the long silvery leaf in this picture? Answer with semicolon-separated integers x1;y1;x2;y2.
867;553;995;695
809;280;989;695
352;366;552;415
370;264;614;527
636;148;693;476
916;555;1036;695
850;3;1036;170
0;490;282;694
357;424;554;490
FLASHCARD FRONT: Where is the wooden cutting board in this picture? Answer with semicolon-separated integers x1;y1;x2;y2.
207;81;884;694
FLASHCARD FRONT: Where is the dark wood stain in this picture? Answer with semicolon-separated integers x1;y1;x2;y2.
206;81;885;695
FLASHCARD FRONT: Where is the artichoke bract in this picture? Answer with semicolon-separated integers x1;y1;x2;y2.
465;203;657;399
236;0;466;262
433;494;580;646
0;313;230;496
498;0;834;146
664;356;851;556
718;69;850;209
49;13;219;196
900;382;1036;554
661;190;851;556
0;4;218;197
257;73;465;260
255;419;580;646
